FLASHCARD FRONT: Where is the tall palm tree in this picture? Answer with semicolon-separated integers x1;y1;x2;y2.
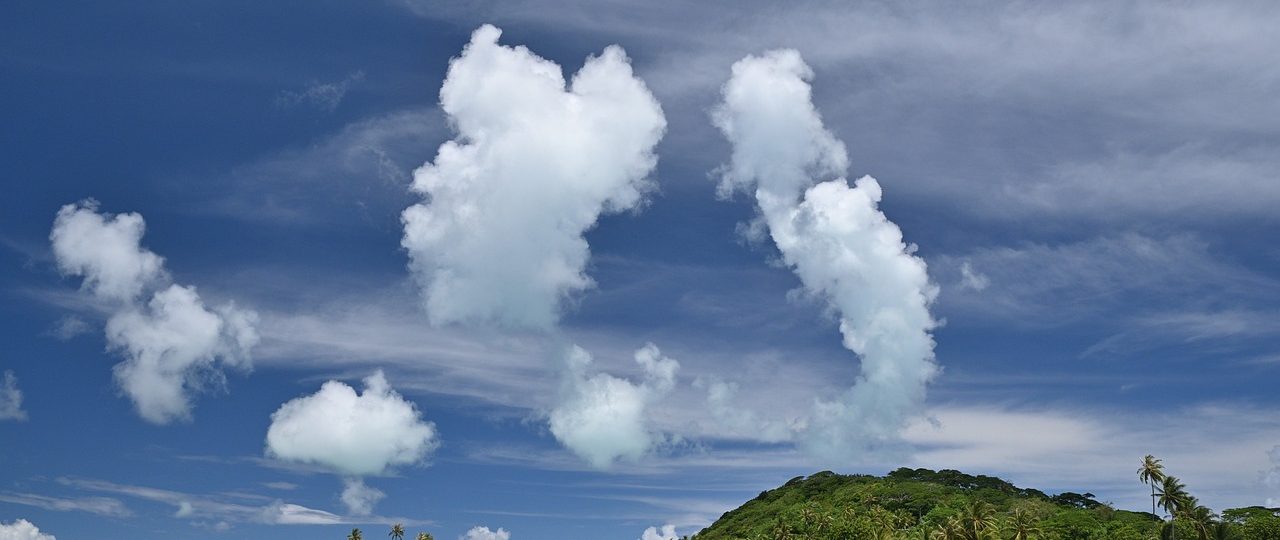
1004;508;1040;540
415;533;434;540
1138;455;1167;517
389;523;405;540
348;528;363;540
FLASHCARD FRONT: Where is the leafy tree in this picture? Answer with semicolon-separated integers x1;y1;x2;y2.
390;523;405;540
415;533;434;540
348;528;363;540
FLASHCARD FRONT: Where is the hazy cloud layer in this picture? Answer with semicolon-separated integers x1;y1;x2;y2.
265;370;438;477
49;201;259;423
276;71;365;112
714;51;938;462
401;24;666;329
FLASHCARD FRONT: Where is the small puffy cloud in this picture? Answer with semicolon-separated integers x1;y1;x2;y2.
461;526;510;540
401;24;666;329
714;51;938;462
265;370;438;476
640;524;678;540
0;519;55;540
339;478;385;516
49;201;258;424
50;200;166;302
549;343;679;469
0;371;27;421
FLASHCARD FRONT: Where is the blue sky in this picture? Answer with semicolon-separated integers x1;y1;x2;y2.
3;1;1280;539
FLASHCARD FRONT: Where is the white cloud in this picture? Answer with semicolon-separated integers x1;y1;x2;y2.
339;478;385;516
461;526;511;540
50;200;166;302
0;519;55;540
49;201;258;424
401;24;666;329
0;371;27;421
549;343;679;469
0;492;131;517
265;370;438;476
106;285;257;423
640;524;678;540
713;51;938;462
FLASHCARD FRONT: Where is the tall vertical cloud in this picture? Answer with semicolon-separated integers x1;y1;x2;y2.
713;51;939;461
50;201;258;424
401;24;666;329
549;343;679;469
0;371;27;421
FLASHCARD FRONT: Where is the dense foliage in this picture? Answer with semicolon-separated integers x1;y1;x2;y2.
691;462;1280;540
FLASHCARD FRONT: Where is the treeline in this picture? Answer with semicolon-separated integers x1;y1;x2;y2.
691;458;1280;540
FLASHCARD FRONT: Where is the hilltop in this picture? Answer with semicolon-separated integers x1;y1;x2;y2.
691;468;1280;540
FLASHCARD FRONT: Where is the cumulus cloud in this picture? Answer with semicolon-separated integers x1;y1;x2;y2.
640;524;678;540
50;201;166;302
549;343;679;469
0;519;55;540
461;526;511;540
339;478;385;516
401;24;666;329
49;200;258;423
713;51;939;462
0;371;27;421
265;370;438;477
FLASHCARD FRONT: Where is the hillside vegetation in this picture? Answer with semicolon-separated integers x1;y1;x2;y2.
692;460;1280;540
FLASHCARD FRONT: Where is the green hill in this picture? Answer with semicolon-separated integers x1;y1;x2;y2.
691;468;1280;540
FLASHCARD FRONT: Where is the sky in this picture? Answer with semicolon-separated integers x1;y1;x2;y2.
2;1;1280;539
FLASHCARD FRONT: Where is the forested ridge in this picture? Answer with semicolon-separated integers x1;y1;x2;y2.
690;458;1280;540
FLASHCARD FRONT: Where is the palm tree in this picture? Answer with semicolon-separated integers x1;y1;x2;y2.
1158;476;1189;518
348;528;363;540
932;516;964;540
389;523;405;540
1004;508;1040;540
415;533;434;540
1209;522;1238;540
961;500;998;540
1187;506;1216;540
1138;455;1167;517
